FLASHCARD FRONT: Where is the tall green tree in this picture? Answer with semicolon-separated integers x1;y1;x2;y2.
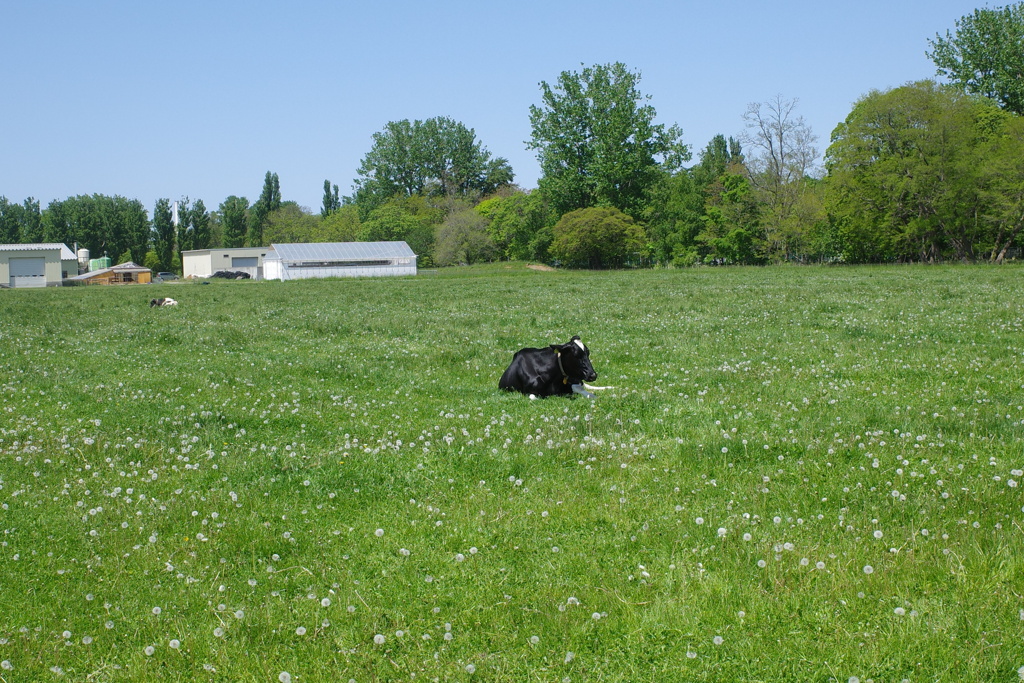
190;199;211;250
0;197;15;243
0;197;42;244
353;117;513;218
175;198;192;271
321;179;341;217
928;3;1024;114
645;134;746;265
248;171;280;247
221;196;249;248
41;195;148;262
152;198;175;270
825;81;1001;262
528;62;689;220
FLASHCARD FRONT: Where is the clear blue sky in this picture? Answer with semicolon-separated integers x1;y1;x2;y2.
1;0;984;214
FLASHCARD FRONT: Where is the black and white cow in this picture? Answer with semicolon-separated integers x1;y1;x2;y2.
150;297;178;307
499;335;600;398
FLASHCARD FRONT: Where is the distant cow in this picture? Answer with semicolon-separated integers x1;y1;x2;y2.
150;297;178;307
499;335;599;398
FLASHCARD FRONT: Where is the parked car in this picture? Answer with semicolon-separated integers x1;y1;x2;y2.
156;272;180;282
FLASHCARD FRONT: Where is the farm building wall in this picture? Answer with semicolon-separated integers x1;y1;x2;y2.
183;247;269;280
0;244;73;288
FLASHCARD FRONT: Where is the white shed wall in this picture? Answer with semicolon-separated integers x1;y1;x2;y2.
270;263;416;281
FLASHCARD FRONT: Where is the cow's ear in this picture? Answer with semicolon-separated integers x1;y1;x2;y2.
549;344;561;353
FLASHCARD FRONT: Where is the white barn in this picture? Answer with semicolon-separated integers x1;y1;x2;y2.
264;242;417;281
181;247;270;280
0;243;77;288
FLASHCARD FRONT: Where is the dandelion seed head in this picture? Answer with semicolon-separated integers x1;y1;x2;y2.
169;639;180;649
279;673;292;683
713;635;723;645
466;664;476;674
373;633;386;645
863;565;874;575
374;528;384;537
144;646;155;656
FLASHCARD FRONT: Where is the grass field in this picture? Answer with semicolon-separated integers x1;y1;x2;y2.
0;263;1022;682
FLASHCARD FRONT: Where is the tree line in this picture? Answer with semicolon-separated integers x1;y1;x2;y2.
3;4;1023;270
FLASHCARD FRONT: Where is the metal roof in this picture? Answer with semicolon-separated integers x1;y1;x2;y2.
69;261;151;280
0;243;76;260
268;241;416;262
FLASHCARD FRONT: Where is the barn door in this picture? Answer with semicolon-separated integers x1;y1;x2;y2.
9;257;46;287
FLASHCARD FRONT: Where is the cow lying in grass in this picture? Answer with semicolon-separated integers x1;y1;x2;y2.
499;335;609;399
150;297;178;307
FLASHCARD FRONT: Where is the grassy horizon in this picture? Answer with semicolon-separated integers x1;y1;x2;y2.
0;263;1022;681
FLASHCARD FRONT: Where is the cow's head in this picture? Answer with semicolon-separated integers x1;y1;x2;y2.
551;335;598;383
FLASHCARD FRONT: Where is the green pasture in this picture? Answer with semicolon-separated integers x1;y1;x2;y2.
0;264;1022;681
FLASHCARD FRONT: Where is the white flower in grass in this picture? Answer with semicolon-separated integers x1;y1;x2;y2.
742;533;752;542
234;609;244;619
374;528;384;537
169;639;180;649
1017;665;1024;680
873;530;883;539
214;627;224;637
295;626;307;636
686;651;697;659
321;598;331;607
849;677;860;683
816;561;826;570
82;635;93;645
757;559;767;568
1;660;12;670
466;664;476;674
530;635;540;644
279;673;292;683
373;634;386;645
863;565;874;575
713;635;723;645
455;553;465;562
144;646;155;656
894;607;905;616
591;612;601;620
564;651;575;664
62;630;72;639
695;517;704;525
152;606;162;615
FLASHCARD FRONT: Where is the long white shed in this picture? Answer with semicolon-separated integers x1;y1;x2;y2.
263;242;417;281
